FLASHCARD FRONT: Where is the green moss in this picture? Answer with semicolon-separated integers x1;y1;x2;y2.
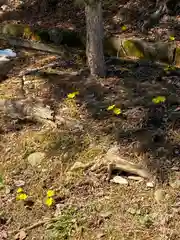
0;23;34;39
123;40;144;58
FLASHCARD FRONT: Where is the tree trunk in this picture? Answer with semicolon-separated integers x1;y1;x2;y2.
85;0;106;77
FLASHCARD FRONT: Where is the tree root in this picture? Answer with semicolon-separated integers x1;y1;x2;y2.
90;146;151;181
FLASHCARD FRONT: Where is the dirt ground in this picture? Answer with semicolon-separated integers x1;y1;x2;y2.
0;0;180;240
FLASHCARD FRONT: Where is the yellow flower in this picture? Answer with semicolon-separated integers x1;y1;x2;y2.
169;36;175;41
16;193;28;201
45;197;54;207
17;187;24;193
67;91;79;99
113;107;122;115
107;104;115;111
47;189;55;197
152;96;166;104
164;65;176;72
121;25;127;31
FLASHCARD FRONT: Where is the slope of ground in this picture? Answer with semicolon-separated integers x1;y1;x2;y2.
0;0;180;239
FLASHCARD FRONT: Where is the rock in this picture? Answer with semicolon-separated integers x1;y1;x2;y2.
128;176;144;182
154;189;165;203
14;230;27;240
127;207;137;215
1;5;10;11
14;180;25;187
99;211;112;219
27;152;45;166
169;179;180;189
110;176;128;185
5;185;11;194
96;232;105;239
146;181;155;188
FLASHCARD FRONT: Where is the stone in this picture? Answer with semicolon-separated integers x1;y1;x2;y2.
127;207;137;215
14;180;25;187
99;211;112;219
27;152;45;166
154;189;165;203
110;176;128;185
146;181;155;188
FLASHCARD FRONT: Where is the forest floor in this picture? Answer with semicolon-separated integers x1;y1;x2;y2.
0;0;180;240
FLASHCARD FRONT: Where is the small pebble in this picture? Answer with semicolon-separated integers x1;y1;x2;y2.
146;181;155;188
110;176;129;185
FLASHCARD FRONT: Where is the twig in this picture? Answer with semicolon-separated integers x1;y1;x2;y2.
9;217;58;235
18;60;61;77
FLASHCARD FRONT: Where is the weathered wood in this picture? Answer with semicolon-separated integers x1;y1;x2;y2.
0;98;54;123
0;35;69;56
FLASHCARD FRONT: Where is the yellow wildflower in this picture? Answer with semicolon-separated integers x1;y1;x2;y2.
16;193;28;201
113;107;122;115
121;25;127;31
47;189;55;197
45;197;54;207
169;36;175;41
107;104;115;111
67;91;79;99
152;96;166;104
17;187;24;193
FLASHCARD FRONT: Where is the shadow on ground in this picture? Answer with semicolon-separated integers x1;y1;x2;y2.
34;57;180;183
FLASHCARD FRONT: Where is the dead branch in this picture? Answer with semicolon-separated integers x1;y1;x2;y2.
9;216;58;235
105;147;151;180
0;98;54;123
0;35;70;56
90;146;151;180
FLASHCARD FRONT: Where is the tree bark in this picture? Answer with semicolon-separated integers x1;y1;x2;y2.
85;0;106;77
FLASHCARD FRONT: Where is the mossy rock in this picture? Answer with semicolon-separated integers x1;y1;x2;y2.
122;39;144;58
104;36;176;64
0;23;35;39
